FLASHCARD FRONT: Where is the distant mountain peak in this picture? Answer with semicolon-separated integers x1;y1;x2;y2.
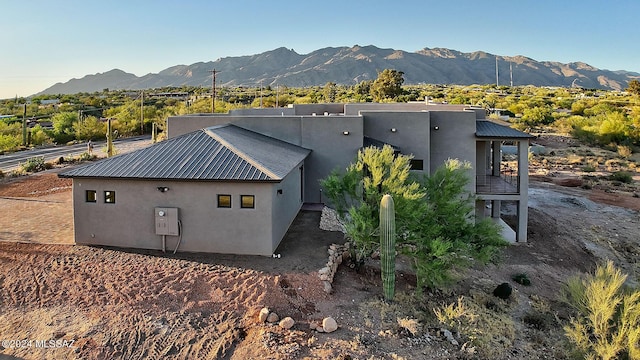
36;45;635;95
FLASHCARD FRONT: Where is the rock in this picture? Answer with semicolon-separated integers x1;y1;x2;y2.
322;317;338;333
258;307;270;322
493;282;513;299
279;317;295;329
323;281;332;294
442;329;459;346
267;312;279;323
318;267;330;275
554;178;583;187
309;322;318;330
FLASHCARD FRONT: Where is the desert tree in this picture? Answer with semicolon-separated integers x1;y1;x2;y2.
371;69;405;102
321;146;505;290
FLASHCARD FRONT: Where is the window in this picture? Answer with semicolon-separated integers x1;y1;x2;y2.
217;194;231;208
104;191;116;204
240;195;255;209
85;190;97;203
410;159;424;170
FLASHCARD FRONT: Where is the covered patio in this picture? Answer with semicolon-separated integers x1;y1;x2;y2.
475;121;534;243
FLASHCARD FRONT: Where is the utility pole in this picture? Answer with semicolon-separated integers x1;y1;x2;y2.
22;104;27;146
140;90;144;134
510;62;513;87
209;69;219;113
495;56;499;87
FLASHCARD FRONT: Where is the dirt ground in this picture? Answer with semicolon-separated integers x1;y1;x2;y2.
0;139;639;359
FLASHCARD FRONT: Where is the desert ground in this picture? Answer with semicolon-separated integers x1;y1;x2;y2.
0;135;638;359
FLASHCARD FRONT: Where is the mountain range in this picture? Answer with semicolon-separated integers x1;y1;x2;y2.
38;45;639;95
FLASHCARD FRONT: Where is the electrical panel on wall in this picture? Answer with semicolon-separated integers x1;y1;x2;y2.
155;207;179;236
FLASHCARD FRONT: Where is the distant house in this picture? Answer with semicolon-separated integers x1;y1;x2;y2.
60;102;533;255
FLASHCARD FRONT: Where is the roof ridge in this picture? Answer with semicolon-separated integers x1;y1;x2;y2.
203;126;280;180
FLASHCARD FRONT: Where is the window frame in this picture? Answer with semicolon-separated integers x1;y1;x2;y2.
85;190;97;203
217;194;232;208
104;190;116;204
410;159;424;171
240;195;255;209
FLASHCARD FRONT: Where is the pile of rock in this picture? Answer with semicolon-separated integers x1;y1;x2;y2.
257;307;339;333
258;307;295;329
317;243;350;293
309;317;338;333
319;207;346;233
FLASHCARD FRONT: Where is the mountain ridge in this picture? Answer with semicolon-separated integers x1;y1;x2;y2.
37;45;640;95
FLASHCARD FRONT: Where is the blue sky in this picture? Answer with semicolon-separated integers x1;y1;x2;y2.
1;0;639;99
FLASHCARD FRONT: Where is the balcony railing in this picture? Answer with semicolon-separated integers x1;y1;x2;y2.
476;169;519;194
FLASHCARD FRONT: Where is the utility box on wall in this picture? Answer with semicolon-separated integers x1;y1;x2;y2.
155;207;179;236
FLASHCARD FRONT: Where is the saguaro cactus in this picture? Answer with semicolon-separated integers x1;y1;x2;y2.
380;194;396;301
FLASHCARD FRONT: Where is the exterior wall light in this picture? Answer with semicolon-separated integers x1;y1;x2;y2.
433;126;439;130
157;186;170;192
277;189;283;195
391;128;397;133
342;131;350;135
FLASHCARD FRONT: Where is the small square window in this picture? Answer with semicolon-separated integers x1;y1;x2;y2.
410;159;424;170
104;190;116;204
217;194;231;208
86;190;97;203
240;195;255;209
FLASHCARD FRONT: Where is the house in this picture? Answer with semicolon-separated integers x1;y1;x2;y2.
60;102;533;255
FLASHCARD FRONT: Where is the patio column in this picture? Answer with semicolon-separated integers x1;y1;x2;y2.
516;140;529;242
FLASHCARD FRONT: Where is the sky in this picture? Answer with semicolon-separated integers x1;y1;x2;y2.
1;0;639;99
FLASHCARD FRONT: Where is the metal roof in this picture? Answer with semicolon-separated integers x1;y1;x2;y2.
363;136;401;152
59;125;311;181
475;121;535;139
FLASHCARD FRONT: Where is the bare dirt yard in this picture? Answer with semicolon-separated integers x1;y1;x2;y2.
0;137;638;359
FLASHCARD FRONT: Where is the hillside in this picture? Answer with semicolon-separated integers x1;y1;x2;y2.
38;45;639;95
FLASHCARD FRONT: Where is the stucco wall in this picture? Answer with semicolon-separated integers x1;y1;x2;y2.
361;111;431;174
345;103;428;115
429;110;477;193
300;115;363;202
271;161;304;249
71;178;292;256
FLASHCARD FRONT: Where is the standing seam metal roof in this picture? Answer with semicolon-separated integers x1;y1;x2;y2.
476;121;535;139
59;125;311;181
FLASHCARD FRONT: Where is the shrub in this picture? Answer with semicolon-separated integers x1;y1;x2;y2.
582;165;597;172
434;295;516;358
20;156;47;173
610;171;634;184
618;145;633;159
563;261;640;360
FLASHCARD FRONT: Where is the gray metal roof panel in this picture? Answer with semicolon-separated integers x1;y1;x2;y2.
475;121;535;139
60;125;310;181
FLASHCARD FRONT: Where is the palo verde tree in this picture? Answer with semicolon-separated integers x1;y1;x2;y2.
321;145;506;290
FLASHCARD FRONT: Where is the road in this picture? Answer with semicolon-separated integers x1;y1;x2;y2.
0;136;152;173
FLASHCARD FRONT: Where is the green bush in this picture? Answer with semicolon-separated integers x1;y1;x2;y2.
610;171;634;184
321;146;506;290
20;156;47;173
563;261;640;360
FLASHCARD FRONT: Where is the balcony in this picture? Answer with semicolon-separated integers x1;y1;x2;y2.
476;170;519;194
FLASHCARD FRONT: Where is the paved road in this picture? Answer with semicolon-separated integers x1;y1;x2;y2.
0;136;152;173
